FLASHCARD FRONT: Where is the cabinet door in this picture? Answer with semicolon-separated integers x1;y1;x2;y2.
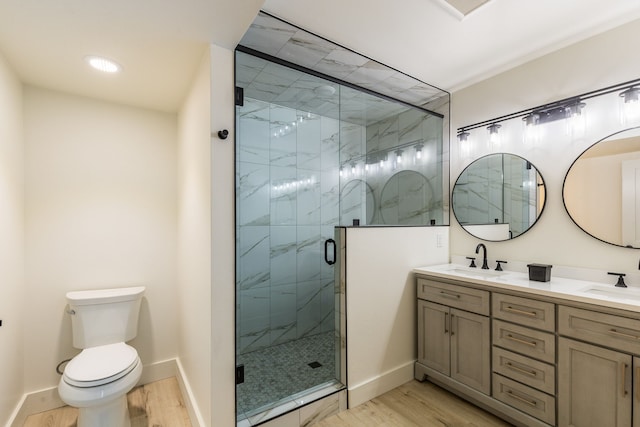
417;300;450;375
558;337;632;427
450;307;491;395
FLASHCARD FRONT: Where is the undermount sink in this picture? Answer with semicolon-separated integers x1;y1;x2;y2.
446;267;507;279
580;285;640;301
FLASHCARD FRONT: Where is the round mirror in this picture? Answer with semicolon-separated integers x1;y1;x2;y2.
380;170;435;225
452;153;546;241
563;127;640;248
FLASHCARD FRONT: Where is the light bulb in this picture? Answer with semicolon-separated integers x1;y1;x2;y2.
620;87;640;126
395;150;403;164
457;131;471;158
565;101;586;137
523;114;540;144
487;124;501;146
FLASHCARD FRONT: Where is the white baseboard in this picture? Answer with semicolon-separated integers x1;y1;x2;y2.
175;358;206;427
347;360;415;408
6;358;188;427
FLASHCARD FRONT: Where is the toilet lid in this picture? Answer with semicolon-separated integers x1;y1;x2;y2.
63;342;139;388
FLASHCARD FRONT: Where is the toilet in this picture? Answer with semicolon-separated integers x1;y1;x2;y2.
58;286;145;427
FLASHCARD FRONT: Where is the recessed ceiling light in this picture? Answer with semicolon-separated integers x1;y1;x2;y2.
85;55;122;73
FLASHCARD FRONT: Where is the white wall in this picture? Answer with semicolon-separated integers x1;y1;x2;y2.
177;50;212;425
0;51;24;426
451;17;640;273
209;43;237;427
345;226;449;407
23;87;179;391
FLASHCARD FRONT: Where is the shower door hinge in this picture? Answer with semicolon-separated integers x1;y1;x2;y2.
235;87;244;106
236;364;245;385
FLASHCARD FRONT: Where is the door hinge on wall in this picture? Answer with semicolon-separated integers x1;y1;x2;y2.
236;364;245;385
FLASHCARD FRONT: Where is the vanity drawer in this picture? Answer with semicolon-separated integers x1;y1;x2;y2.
559;305;640;354
492;347;555;395
493;320;555;363
492;293;555;332
493;373;556;425
417;278;489;316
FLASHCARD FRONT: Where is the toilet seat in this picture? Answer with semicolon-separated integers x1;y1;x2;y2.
64;342;139;388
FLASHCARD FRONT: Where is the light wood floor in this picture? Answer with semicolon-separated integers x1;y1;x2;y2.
24;378;511;427
315;380;513;427
23;377;191;427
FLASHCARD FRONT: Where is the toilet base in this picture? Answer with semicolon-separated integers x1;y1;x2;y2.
77;395;131;427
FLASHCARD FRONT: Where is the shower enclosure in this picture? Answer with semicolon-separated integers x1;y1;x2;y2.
234;44;448;424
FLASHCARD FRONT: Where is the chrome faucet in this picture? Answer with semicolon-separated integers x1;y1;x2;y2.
475;243;489;269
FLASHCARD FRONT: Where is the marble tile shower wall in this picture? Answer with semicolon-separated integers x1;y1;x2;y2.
236;97;363;355
362;109;444;225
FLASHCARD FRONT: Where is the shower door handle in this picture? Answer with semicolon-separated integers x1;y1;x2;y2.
324;239;336;265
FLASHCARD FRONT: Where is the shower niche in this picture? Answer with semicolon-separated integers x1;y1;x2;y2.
234;12;449;426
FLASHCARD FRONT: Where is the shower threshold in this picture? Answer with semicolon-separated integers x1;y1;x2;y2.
237;380;345;426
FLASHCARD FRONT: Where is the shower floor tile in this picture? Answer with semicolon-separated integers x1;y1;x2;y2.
236;331;337;418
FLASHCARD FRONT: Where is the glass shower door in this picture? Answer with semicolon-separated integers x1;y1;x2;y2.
235;51;344;424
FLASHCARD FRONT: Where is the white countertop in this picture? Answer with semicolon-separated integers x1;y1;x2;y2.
413;263;640;313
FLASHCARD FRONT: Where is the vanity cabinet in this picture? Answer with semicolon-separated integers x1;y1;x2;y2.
492;293;556;425
415;272;640;427
558;305;640;427
417;278;491;395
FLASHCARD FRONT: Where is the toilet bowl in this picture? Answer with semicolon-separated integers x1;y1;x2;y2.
58;343;142;426
57;286;145;427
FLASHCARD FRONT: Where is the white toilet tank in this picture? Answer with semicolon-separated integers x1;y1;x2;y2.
66;286;145;349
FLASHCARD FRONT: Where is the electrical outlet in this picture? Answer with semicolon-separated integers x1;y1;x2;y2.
436;233;443;248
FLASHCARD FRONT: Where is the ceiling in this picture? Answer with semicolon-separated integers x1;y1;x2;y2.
1;0;639;113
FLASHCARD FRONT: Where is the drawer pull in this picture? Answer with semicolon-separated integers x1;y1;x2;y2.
505;362;537;377
439;291;461;299
506;334;537;347
609;328;640;340
505;390;537;407
504;306;537;317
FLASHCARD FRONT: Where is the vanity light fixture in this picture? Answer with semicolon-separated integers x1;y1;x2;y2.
395;149;403;164
85;55;122;73
458;78;640;149
415;143;424;160
620;86;640;125
522;112;540;144
564;99;586;137
487;123;501;146
564;99;586;118
457;130;471;158
457;131;470;143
